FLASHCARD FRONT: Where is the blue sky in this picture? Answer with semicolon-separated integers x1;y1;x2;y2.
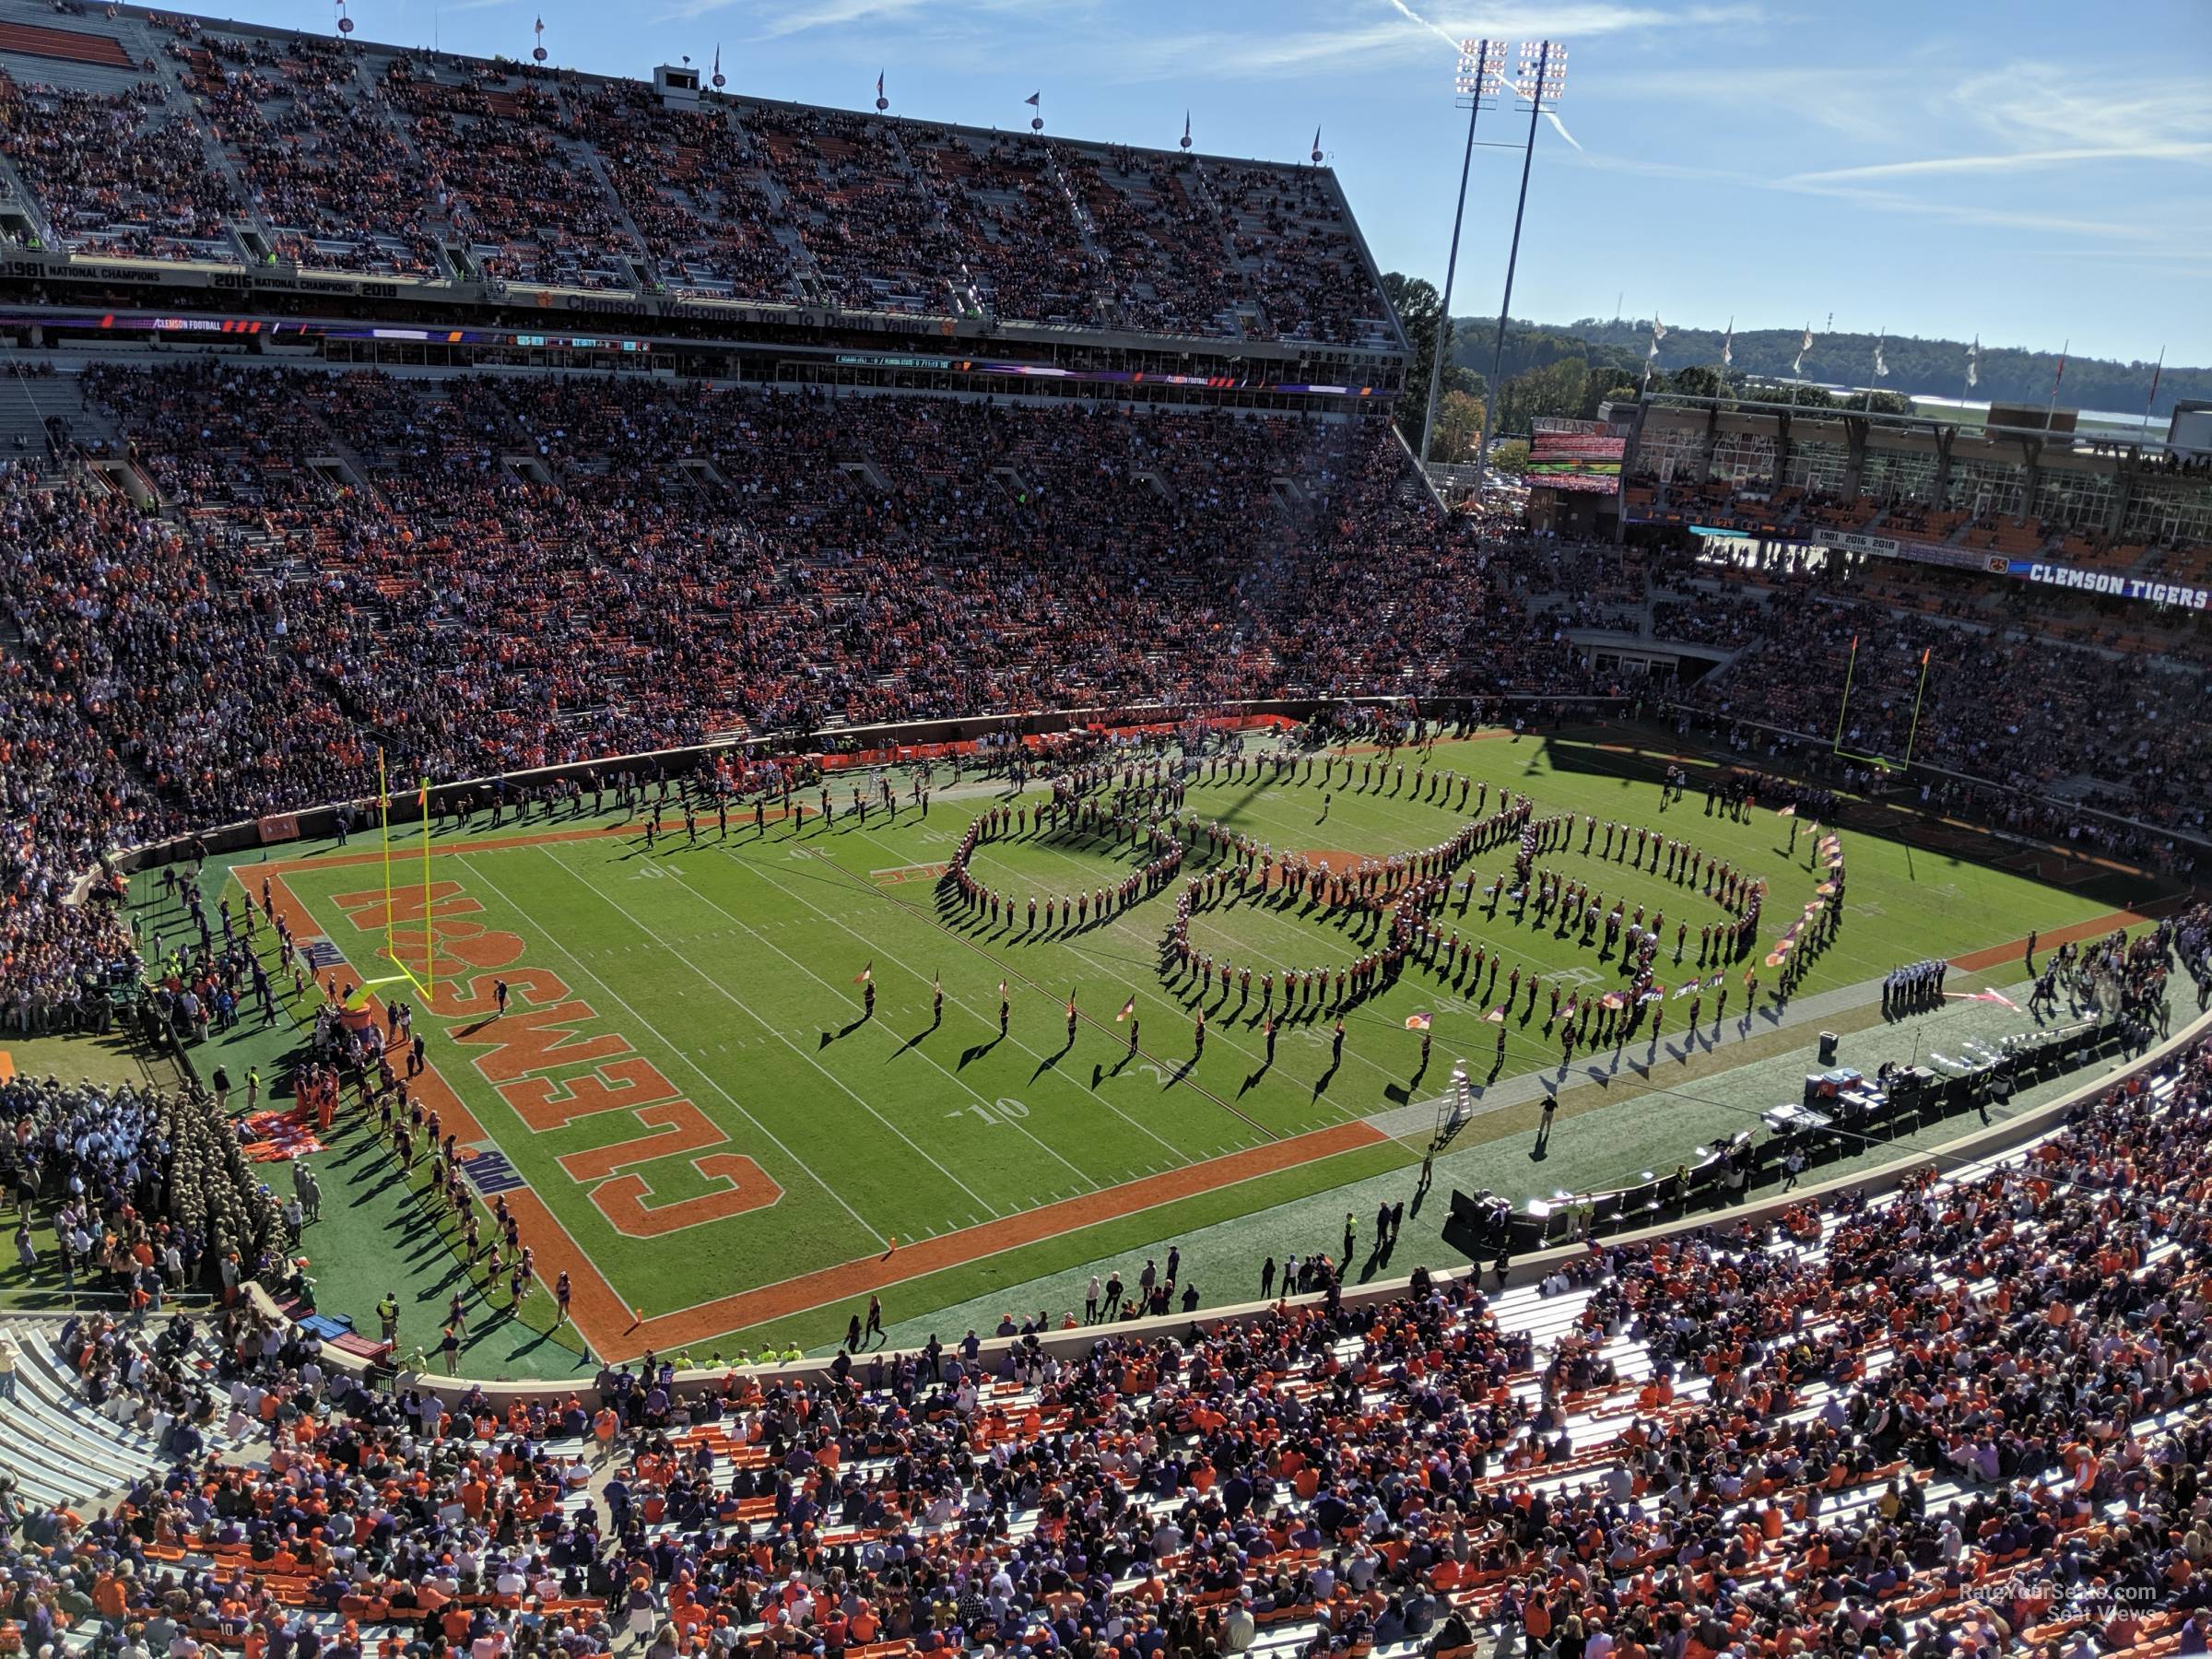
298;0;2208;364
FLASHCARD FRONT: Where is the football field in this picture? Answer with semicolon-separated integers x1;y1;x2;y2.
217;733;2129;1362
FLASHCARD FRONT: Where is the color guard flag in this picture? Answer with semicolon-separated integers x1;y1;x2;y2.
1947;987;2019;1010
1116;994;1135;1022
1404;1012;1432;1031
1561;995;1579;1020
1775;804;1796;818
1704;973;1726;989
1481;1005;1507;1024
853;961;872;984
997;979;1007;998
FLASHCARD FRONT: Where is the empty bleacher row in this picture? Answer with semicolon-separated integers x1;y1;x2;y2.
0;1311;246;1512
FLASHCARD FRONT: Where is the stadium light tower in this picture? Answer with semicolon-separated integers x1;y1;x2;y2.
1475;40;1567;499
1415;39;1508;473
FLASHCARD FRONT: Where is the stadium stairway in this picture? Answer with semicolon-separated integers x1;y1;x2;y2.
0;1317;168;1507
0;1312;258;1511
0;365;108;461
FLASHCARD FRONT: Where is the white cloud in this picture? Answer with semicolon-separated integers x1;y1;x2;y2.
657;0;924;29
1107;0;1761;83
1578;65;1906;146
1954;62;2212;151
1566;150;2188;246
761;0;924;37
1762;61;2212;188
1792;142;2212;182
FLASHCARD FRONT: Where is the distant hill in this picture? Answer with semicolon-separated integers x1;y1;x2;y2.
1446;317;2205;419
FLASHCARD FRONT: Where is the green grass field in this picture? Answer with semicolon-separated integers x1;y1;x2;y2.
129;731;2133;1365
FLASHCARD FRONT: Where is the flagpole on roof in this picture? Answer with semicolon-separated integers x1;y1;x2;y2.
1025;89;1042;134
2045;336;2068;428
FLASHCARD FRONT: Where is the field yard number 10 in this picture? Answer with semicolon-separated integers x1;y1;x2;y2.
948;1098;1030;1125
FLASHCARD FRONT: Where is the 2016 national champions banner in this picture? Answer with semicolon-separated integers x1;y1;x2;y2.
1653;517;2211;614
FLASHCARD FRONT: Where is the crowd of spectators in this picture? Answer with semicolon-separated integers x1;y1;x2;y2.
4;979;2209;1659
171;27;443;277
0;356;2204;1030
1500;538;2212;853
54;363;1580;794
0;13;1391;341
0;71;239;261
1664;586;2210;841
